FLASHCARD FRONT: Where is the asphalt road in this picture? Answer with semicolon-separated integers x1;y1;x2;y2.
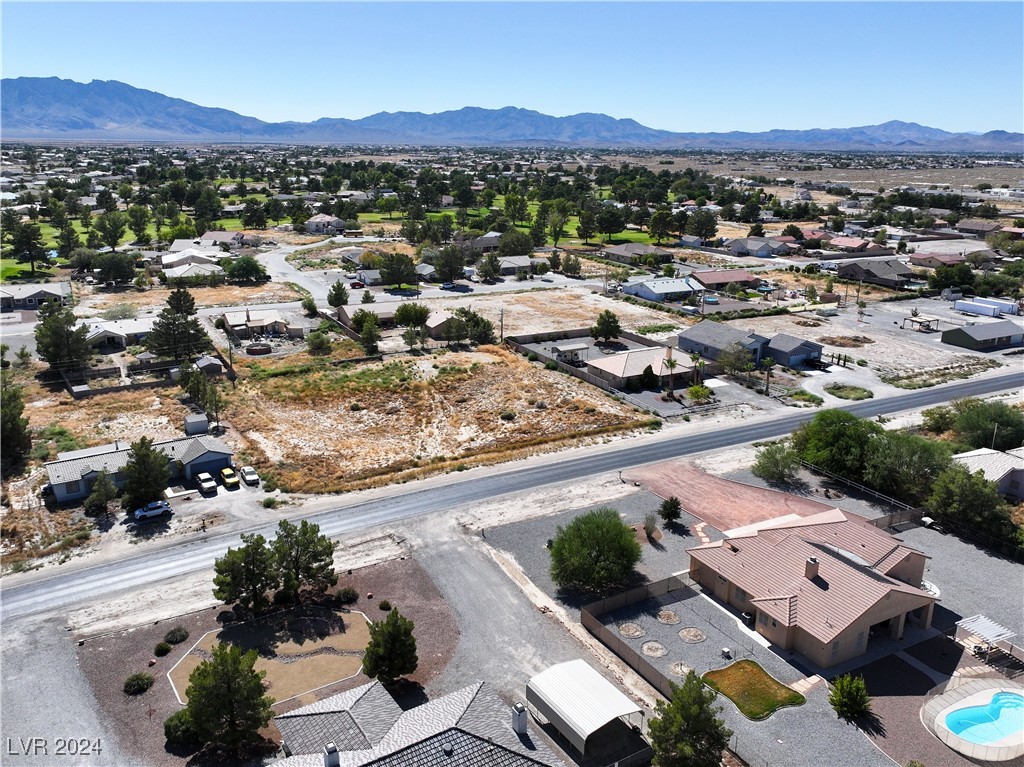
1;371;1020;622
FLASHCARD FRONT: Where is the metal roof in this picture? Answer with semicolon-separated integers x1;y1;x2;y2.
526;659;641;754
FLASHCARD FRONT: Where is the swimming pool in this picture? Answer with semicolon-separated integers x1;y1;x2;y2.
944;691;1024;745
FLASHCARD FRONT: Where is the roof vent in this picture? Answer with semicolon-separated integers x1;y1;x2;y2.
323;742;340;767
441;742;453;756
805;556;819;580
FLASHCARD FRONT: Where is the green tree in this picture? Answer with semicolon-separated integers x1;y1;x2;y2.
452;307;495;344
34;300;90;370
301;296;318;317
394;302;430;328
380;252;417;286
167;286;197;315
648;672;732;767
782;223;803;239
596;207;626;242
589;309;622;343
561;253;582;277
362;608;419;686
94;211;129;251
548;212;566;247
752;441;801;484
576;209;597;243
240;199;267;229
716;342;755;379
477;251;501;282
658;496;682;524
376;196;401;219
686;209;718;240
271;519;337;602
928;263;975;292
862;433;951;505
549;507;642;592
185;643;275;758
127;205;151;243
829;674;872;721
435;245;466;283
503;192;527;225
225;255;267;283
747;222;765;238
306;330;331;355
498;227;533;257
649;209;674;244
953;400;1024;451
84;470;118;517
0;376;31;474
94;251;136;284
327;280;349;307
927;465;1012;537
121;436;170;511
688;384;711;403
360;289;376;304
213;533;279;614
264;197;284;223
11;222;46;274
145;307;212;361
57;221;82;257
360;314;380;353
791;410;883;482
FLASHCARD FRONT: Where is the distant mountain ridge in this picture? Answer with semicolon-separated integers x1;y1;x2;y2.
2;77;1021;152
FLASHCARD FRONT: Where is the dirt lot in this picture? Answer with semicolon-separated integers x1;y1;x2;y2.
75;555;456;767
76;282;302;315
228;345;651;493
286;241;415;270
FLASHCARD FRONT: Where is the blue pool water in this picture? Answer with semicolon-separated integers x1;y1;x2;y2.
944;692;1024;745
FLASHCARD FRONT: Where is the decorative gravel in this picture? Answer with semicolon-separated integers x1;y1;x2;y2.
618;622;645;638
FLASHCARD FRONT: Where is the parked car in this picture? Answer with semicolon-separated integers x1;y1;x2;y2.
239;466;260;485
440;282;455;290
196;472;217;494
351;281;365;289
220;467;240;489
133;500;171;521
704;295;720;304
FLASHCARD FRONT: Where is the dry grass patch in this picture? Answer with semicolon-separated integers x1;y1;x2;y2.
228;348;647;493
819;335;875;348
88;283;302;311
169;608;368;705
703;660;805;720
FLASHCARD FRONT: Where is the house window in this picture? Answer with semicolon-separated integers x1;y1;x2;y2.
771;619;777;628
831;641;840;659
735;587;747;602
759;612;768;626
65;481;80;494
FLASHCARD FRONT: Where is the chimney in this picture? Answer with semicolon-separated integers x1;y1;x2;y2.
512;702;528;735
804;557;819;580
323;742;340;767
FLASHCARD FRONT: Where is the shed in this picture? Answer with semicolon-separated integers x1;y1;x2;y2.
184;413;210;435
526;659;644;755
552;342;589;364
941;320;1024;351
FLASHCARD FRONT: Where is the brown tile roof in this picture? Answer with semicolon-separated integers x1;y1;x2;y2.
689;510;935;642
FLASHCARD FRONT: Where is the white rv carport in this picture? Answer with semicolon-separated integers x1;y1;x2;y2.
526;659;644;754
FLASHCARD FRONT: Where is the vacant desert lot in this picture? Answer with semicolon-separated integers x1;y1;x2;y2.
77;282;302;315
229;345;650;493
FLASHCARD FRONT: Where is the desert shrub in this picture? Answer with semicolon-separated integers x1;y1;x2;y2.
527;352;538;361
164;626;189;645
499;410;516;421
752;441;801;484
643;513;657;537
549;508;642;593
163;708;201;748
338;587;359;604
124;672;154;695
262;476;278;492
262;497;279;509
378;599;392;611
154;641;172;657
544;360;558;370
829;674;871;720
659;496;682;523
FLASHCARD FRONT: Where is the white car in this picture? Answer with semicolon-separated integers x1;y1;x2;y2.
240;466;260;485
133;500;171;521
196;473;217;494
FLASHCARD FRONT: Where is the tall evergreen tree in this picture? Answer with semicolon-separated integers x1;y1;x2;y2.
34;300;90;370
363;608;418;686
648;673;732;767
121;436;170;510
167;286;197;316
213;533;279;614
271;520;337;602
145;307;211;361
0;376;31;475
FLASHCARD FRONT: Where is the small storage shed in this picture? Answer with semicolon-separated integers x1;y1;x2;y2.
184;413;210;435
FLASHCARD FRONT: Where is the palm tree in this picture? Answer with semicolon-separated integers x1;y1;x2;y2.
762;358;776;393
664;356;679;394
689;352;703;385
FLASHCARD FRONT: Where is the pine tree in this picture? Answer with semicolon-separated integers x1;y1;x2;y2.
271;520;337;602
0;375;31;474
213;533;279;614
649;673;732;767
84;470;118;517
121;436;170;510
363;608;418;686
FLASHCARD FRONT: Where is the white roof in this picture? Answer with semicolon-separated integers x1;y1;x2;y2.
952;448;1024;483
957;614;1017;645
526;659;641;754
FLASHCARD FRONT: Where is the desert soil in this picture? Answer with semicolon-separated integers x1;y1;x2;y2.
75;283;302;316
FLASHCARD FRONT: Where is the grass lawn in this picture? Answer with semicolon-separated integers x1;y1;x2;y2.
0;257;56;281
169;607;369;705
703;660;805;720
824;383;874;400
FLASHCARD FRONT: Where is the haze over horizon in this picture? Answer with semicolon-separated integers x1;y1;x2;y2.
3;1;1022;136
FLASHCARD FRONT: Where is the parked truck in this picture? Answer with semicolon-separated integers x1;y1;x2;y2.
953;299;1002;317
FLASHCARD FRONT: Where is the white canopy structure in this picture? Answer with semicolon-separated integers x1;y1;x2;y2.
526;659;643;754
956;615;1017;647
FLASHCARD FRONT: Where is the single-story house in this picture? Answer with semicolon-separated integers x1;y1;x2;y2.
82;317;156;350
168;239;224;255
45;435;234;503
221;308;308;339
688;509;937;669
603;243;672;265
940;320;1024;351
415;262;437;281
676;319;768;363
957;219;1002;236
497;256;533;275
304;213;345;235
909;252;966;269
836;259;914;288
200;230;244;248
726;237;789;258
765;334;824;367
952;448;1024;500
677;234;704;247
0;282;72;311
466;231;502;253
622;276;703;302
161;249;222;270
587;347;692;390
1000;227;1024;240
828;236;870;253
357;269;382;286
690;269;762;291
337;305;396;330
272;680;564;767
163;262;224;281
338;247;366;266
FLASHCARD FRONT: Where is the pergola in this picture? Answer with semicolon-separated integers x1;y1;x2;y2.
956;614;1017;649
526;659;644;755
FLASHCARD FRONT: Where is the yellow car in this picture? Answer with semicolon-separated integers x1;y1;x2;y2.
220;467;241;489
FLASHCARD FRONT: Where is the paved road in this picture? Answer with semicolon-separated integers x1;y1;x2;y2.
2;371;1019;622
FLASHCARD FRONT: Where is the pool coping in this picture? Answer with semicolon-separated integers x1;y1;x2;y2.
921;678;1024;762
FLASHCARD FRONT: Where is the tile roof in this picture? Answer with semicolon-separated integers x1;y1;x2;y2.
952;448;1024;483
588;347;691;379
689;510;935;643
690;268;758;287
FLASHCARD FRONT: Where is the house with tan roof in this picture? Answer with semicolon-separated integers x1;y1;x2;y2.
687;509;937;668
587;346;692;390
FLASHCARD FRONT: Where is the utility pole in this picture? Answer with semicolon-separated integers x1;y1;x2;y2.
992;424;999;450
499;307;504;342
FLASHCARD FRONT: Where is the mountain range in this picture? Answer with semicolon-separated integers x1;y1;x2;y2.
2;77;1021;152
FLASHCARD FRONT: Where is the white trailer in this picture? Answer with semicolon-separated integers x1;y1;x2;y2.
953;300;1002;317
972;297;1019;315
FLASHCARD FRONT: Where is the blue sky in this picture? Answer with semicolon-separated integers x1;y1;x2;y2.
3;2;1022;133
